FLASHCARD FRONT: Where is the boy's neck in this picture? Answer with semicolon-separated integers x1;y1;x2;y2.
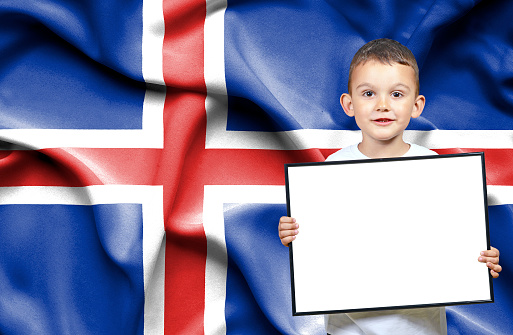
357;137;411;158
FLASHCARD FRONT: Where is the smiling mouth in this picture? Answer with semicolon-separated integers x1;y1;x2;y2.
374;118;394;123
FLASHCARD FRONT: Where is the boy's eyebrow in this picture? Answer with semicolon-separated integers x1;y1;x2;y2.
393;83;411;91
354;82;373;90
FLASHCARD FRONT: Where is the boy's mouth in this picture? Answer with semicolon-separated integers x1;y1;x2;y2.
373;118;394;124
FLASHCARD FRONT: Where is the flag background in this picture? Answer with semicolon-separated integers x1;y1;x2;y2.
0;0;512;334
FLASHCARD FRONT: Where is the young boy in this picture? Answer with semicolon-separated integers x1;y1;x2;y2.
278;38;502;334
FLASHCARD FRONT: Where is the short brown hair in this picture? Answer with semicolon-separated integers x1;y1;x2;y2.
348;38;420;95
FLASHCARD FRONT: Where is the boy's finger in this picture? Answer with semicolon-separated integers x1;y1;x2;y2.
478;256;499;264
281;235;296;247
487;262;502;273
480;249;499;257
280;216;296;223
279;227;298;238
490;270;500;278
279;223;299;231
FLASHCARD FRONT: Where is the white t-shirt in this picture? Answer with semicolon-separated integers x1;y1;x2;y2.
325;143;447;335
325;143;436;162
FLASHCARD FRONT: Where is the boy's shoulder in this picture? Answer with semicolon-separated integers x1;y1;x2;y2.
325;144;363;162
325;143;437;162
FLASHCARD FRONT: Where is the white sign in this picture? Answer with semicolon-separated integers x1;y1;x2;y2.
286;153;493;315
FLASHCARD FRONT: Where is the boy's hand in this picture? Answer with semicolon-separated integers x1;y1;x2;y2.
478;246;501;278
278;216;298;247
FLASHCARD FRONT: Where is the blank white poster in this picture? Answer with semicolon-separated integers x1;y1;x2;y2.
286;153;492;315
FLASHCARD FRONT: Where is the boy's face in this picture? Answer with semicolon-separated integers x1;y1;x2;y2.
341;60;424;146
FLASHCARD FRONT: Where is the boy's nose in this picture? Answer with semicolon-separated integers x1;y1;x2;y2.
376;96;390;112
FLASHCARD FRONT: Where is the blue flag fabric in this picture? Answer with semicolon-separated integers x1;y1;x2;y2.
0;0;512;334
0;0;145;130
0;204;144;334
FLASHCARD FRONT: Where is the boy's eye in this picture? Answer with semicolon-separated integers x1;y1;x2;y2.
363;91;374;97
391;92;403;98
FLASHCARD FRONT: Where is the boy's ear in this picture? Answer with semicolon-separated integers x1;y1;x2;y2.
340;93;354;117
411;94;426;118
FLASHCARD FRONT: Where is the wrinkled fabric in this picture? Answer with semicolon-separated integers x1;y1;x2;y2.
0;0;512;334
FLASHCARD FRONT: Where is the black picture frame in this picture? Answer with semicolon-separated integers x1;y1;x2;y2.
285;152;493;316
